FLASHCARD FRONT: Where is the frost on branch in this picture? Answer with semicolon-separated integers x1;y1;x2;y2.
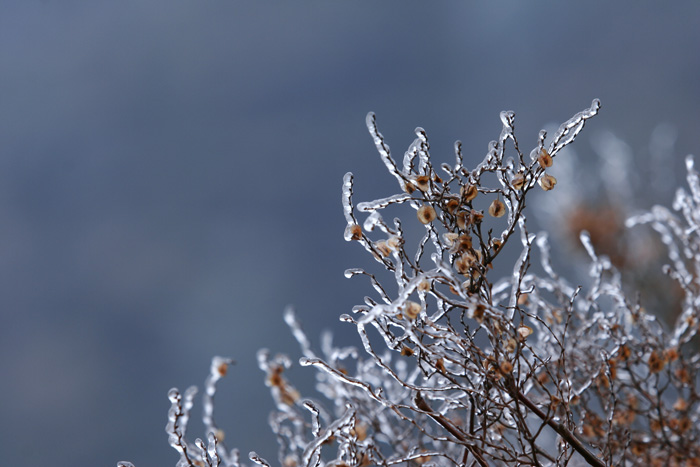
122;101;700;467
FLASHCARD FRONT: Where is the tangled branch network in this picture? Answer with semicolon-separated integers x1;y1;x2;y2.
120;99;700;467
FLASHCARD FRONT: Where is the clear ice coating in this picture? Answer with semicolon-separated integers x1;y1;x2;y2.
342;172;356;225
365;112;405;186
123;101;700;466
548;98;601;156
357;193;412;212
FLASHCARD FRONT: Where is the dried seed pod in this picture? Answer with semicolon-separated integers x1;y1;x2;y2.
435;358;446;373
666;347;680;362
461;184;478;202
403;301;422;320
417;205;437;224
445;198;460;213
279;386;300;406
538;173;557;191
455;252;476;274
489;198;506;217
400;346;414;356
458;234;472;251
344;224;362;241
387;235;401;250
538;148;553;168
415;175;430;191
374;240;392;257
517;325;533;340
673;397;688;411
216;362;229;377
511;173;525;190
499;359;513;375
456;211;468;230
418;280;431;292
443;232;458;246
648;350;666;373
404;181;416;194
471;303;486;322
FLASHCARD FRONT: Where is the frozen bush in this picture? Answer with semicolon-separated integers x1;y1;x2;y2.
122;100;700;466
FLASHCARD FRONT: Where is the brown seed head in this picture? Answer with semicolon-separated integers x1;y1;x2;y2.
648;350;666;374
673;397;688;411
374;240;392;257
345;224;362;241
489;199;506;217
455;252;476;274
538;148;553;168
499;359;513;375
445;198;460;213
461;184;478;202
539;173;557;191
511;173;525;190
415;175;431;192
403;301;422;320
435;358;446;373
417;205;437;224
666;347;680;362
472;303;486;322
517;325;533;340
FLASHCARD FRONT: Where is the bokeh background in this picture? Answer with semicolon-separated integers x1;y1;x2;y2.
1;2;699;466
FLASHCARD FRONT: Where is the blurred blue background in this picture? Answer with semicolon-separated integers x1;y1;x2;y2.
1;2;699;466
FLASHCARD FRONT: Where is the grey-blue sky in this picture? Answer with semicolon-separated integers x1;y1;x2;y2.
0;2;699;466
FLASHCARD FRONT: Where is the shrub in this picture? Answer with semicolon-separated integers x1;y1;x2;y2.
120;100;700;467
